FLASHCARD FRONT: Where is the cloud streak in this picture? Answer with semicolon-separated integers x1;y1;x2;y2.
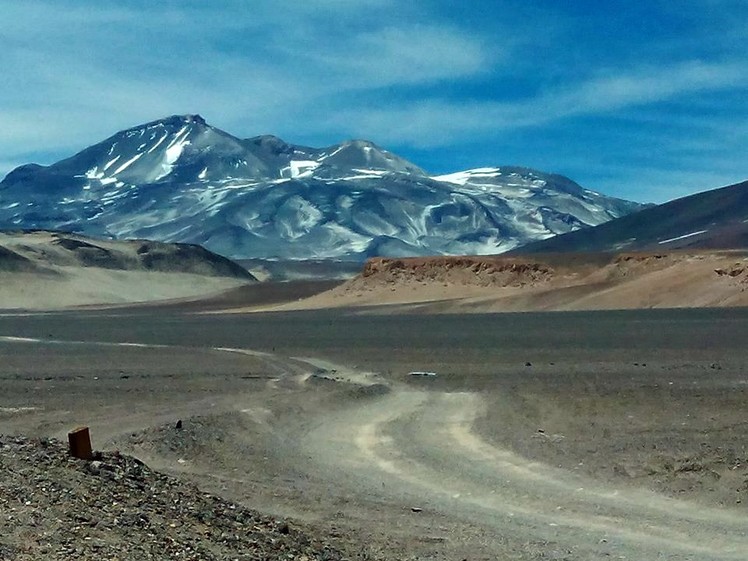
319;60;748;146
0;1;745;202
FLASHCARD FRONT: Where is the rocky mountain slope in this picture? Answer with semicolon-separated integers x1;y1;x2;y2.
515;179;748;254
0;115;645;260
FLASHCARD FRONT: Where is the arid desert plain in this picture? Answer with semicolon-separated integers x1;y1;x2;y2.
3;277;748;560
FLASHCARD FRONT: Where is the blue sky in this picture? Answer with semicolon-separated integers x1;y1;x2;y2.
1;0;746;203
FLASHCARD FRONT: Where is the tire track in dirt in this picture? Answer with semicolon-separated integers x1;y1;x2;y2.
298;378;748;560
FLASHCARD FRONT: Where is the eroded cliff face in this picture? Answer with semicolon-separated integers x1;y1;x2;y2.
280;250;748;313
360;256;555;287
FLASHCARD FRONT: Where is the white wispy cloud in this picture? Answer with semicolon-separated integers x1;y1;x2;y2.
318;60;748;146
555;61;748;115
307;24;492;86
0;1;494;160
0;1;745;202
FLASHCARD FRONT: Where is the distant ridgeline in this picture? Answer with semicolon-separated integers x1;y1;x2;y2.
0;230;255;280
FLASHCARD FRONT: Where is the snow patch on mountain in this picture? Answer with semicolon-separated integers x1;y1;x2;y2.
282;161;320;179
432;167;504;185
658;230;708;244
147;133;169;154
113;153;143;175
155;126;191;180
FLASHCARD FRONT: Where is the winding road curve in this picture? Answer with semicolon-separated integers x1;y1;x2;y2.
290;357;748;560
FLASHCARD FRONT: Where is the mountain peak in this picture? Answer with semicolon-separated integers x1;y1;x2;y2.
159;113;205;124
249;134;287;144
318;139;426;175
0;115;648;261
129;114;208;132
185;113;206;124
245;134;296;155
163;113;205;125
341;139;378;148
27;113;272;187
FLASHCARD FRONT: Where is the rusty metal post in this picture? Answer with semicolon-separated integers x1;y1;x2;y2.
68;426;93;460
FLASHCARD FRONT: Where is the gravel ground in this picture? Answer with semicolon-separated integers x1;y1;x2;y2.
0;435;353;561
3;305;748;559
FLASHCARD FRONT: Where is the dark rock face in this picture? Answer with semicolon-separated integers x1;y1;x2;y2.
0;115;646;260
0;245;40;273
515;180;748;254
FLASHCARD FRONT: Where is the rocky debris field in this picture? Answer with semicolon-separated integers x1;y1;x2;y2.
358;256;555;287
0;435;350;561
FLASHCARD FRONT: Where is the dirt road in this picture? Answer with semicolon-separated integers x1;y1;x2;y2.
300;381;748;559
2;308;748;559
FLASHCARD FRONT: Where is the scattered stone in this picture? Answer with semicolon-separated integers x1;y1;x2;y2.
0;435;347;560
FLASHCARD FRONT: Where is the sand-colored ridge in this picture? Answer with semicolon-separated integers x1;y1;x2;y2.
268;250;748;313
0;230;254;309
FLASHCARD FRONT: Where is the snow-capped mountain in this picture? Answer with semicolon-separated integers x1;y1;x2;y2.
0;114;645;260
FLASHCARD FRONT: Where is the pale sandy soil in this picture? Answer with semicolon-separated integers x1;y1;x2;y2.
0;230;253;309
264;251;748;313
0;268;247;310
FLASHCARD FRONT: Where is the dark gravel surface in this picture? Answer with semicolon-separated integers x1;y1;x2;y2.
4;306;748;363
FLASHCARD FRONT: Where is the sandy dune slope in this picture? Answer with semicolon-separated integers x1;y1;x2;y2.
271;251;748;313
0;230;255;309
